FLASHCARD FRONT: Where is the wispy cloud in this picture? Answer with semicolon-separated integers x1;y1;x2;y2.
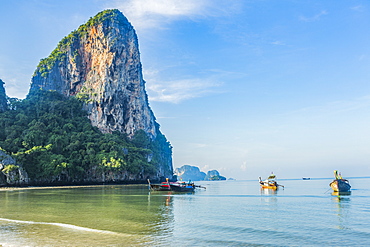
270;40;285;46
299;10;328;22
351;5;365;12
105;0;240;103
107;0;239;30
240;161;247;171
280;95;370;122
146;75;222;103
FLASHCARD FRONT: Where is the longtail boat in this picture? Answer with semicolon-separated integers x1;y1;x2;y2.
170;181;196;192
148;179;205;192
259;173;284;190
329;170;351;192
147;179;171;191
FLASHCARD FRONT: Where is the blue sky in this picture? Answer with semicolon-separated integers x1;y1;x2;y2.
1;0;370;179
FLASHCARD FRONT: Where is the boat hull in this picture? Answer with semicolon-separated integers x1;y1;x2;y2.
258;174;283;190
148;180;196;192
260;184;277;190
332;191;351;196
170;184;195;192
330;179;351;192
149;183;171;191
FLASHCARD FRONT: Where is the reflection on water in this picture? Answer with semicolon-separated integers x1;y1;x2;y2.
260;188;277;195
331;191;351;230
331;191;351;197
1;179;370;246
260;188;278;205
0;185;177;246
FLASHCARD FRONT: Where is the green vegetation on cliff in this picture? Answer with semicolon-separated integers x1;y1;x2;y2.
0;89;172;184
35;9;127;78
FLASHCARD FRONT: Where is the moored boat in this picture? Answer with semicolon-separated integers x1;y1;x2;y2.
147;179;171;191
170;181;195;192
329;170;351;192
148;179;205;192
259;173;284;190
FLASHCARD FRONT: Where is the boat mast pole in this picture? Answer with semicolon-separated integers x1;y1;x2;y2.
147;179;151;190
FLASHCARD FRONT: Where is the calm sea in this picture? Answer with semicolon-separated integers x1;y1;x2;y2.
0;178;369;246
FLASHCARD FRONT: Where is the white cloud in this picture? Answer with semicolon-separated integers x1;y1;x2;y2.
107;0;241;30
124;0;205;16
194;143;207;148
299;10;328;22
144;66;224;103
201;165;210;172
143;66;243;103
283;95;370;118
270;40;285;46
104;0;238;103
106;0;207;30
240;162;247;172
351;5;364;12
146;76;222;103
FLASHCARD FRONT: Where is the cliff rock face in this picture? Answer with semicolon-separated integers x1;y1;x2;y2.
0;79;7;112
30;9;156;138
27;9;173;183
204;170;226;181
174;165;206;181
174;165;227;181
0;150;29;186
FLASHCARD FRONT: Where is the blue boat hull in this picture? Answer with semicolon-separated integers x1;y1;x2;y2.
330;179;351;192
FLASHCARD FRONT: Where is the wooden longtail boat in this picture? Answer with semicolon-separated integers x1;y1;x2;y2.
170;182;195;192
147;178;172;191
330;170;351;192
148;182;171;191
259;173;284;190
148;179;205;192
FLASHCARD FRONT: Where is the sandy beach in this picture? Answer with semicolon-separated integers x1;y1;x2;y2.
0;184;142;191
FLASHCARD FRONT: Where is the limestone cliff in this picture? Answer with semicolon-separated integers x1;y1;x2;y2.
27;9;173;182
204;170;226;181
174;165;227;181
174;165;206;181
0;150;29;186
0;79;7;112
31;9;156;138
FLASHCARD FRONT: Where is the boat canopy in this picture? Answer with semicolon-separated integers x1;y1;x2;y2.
334;170;342;180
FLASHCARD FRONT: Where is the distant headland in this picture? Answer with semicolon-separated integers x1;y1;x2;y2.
174;165;227;181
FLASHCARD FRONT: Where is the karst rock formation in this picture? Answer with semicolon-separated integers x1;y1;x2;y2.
31;9;157;139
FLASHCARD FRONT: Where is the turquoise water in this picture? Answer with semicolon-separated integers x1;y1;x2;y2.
0;178;369;246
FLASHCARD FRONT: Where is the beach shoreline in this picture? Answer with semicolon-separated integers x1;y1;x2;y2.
0;183;146;191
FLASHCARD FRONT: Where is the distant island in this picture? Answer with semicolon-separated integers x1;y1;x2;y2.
174;165;227;181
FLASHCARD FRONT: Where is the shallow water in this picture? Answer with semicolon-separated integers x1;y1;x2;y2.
0;178;369;246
